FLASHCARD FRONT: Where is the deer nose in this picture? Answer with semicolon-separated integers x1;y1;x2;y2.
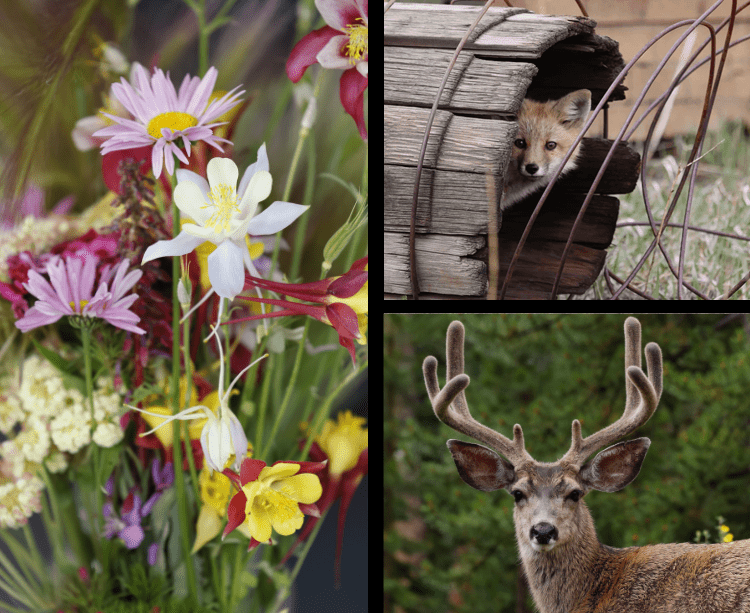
530;523;558;545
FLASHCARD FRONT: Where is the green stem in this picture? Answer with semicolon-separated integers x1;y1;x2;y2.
80;324;104;569
170;167;199;601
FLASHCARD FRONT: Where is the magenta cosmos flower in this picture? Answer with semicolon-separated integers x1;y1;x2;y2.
93;62;244;178
15;255;146;334
286;0;368;141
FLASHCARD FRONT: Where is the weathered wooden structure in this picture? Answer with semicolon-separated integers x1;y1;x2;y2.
384;3;640;300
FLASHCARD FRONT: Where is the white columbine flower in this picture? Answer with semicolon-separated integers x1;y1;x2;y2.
127;333;267;473
141;145;308;302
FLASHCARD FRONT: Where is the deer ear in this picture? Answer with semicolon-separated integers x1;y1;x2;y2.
446;440;515;492
580;438;651;493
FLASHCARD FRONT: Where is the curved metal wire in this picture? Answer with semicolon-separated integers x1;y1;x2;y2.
395;0;748;300
405;0;499;300
500;0;747;300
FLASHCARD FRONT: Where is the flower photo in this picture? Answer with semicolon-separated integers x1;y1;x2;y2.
0;0;367;610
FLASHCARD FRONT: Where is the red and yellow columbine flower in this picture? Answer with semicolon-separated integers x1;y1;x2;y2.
226;256;368;365
281;411;368;585
286;0;368;141
221;458;326;550
192;441;253;553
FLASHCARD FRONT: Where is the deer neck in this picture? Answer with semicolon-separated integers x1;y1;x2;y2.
516;500;606;613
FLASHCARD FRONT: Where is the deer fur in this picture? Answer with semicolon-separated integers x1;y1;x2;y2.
424;318;750;613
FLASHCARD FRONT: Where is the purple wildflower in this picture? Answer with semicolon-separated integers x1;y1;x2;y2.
102;460;174;557
15;255;146;334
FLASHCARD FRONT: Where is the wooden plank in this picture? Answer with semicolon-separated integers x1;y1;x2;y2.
385;163;622;240
384;106;517;173
384;49;537;113
385;3;595;58
385;165;498;236
491;240;606;298
500;194;620;250
384;4;529;48
385;232;487;297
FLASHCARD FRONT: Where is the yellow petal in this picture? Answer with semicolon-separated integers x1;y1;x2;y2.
272;473;323;505
192;504;223;553
246;501;273;543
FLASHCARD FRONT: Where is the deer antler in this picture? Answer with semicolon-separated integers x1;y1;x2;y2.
562;317;663;467
424;320;533;466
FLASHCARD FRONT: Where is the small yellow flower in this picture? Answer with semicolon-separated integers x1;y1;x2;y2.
192;442;254;553
315;411;368;476
222;458;326;548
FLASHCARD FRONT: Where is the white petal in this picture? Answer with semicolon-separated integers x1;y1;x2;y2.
317;35;353;70
142;232;205;264
237;170;272;222
207;157;238;193
207;240;245;299
316;0;352;31
182;223;225;244
226;409;248;470
174;180;211;225
245;202;309;236
238;143;269;199
177;169;209;197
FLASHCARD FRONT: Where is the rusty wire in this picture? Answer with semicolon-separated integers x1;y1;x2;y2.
615;0;748;299
500;0;746;299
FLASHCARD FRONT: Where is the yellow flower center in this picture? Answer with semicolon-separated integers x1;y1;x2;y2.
344;18;368;64
202;184;239;233
147;111;199;139
69;299;89;312
250;489;299;523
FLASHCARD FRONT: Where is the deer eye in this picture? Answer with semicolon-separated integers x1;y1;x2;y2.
511;490;525;503
566;490;583;502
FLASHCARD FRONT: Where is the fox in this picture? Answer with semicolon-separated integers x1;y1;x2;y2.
501;89;592;211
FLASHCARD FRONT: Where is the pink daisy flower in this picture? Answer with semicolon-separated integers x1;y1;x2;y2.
15;255;146;334
93;63;244;178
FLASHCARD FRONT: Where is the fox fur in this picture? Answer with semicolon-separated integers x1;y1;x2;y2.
501;89;592;211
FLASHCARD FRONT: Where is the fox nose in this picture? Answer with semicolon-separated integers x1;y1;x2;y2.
524;163;539;175
530;523;558;545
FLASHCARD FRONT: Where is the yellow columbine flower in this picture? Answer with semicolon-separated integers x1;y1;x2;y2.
192;443;253;553
315;411;368;477
222;458;326;549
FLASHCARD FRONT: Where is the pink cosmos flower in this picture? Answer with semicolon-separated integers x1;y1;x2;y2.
286;0;368;141
15;255;146;334
93;62;244;178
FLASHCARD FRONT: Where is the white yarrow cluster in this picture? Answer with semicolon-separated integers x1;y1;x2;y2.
0;355;127;527
0;474;44;529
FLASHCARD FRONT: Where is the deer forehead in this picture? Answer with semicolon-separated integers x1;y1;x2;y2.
514;464;582;493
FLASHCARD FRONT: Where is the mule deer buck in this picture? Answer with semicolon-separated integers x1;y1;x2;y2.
424;318;750;613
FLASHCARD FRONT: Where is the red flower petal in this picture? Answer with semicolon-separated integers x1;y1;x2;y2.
240;458;266;484
286;25;340;83
222;491;247;539
339;68;368;141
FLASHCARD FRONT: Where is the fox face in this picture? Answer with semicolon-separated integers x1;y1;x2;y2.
501;89;591;211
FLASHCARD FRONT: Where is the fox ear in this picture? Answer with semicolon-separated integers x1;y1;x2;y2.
557;89;591;128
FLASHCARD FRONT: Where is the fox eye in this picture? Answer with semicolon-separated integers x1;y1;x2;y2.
545;141;557;150
566;490;583;502
514;139;526;149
